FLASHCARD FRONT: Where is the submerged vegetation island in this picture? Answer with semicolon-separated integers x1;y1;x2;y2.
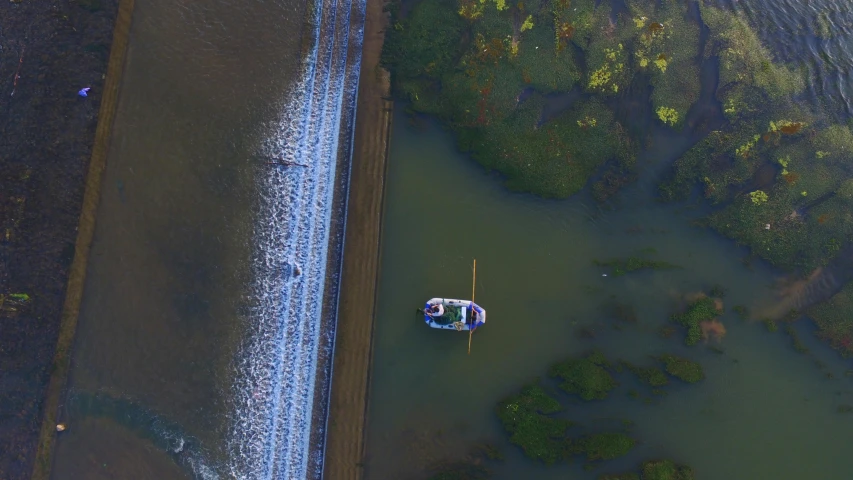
383;0;703;199
669;295;723;346
494;351;701;472
383;0;853;357
382;0;803;200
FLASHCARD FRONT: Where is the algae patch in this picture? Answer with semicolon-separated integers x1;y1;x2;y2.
495;384;573;464
549;350;618;400
383;0;708;199
670;296;722;346
658;354;705;383
571;432;636;461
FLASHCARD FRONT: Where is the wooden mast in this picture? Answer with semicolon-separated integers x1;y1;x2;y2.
468;259;476;354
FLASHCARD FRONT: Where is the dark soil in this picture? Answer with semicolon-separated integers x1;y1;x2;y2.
0;1;119;478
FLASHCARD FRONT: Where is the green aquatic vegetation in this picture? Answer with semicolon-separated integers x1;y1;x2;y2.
549;351;617;401
670;297;720;346
513;18;581;93
382;0;466;81
385;0;638;198
732;305;749;319
593;257;680;276
658;355;704;383
777;156;790;175
387;0;703;198
769;120;807;135
656;107;679;126
659;126;771;204
576;4;634;94
388;0;814;203
816;11;833;39
749;190;768;205
812;124;853;161
587;44;627;94
764;319;778;332
705;155;853;271
571;432;636;461
784;325;810;354
487;0;508;11
810;283;853;358
628;0;701;125
641;459;695;480
662;110;853;272
550;0;597;51
735;136;761;158
577;116;598;128
622;361;669;387
837;178;853;202
591;122;639;202
700;3;804;109
496;384;573;463
461;96;625;197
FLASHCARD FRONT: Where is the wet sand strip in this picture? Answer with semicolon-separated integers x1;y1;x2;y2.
30;1;136;478
322;0;392;478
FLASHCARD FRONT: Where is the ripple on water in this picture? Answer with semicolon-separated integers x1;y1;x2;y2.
720;0;853;117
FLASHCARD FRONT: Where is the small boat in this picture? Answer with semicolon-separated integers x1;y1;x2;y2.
423;298;486;331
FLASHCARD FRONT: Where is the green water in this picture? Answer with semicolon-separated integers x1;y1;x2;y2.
364;109;853;479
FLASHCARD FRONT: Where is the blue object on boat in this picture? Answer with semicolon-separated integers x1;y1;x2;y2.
422;298;487;331
78;87;91;97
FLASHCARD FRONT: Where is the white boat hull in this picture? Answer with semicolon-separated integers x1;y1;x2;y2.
423;298;486;331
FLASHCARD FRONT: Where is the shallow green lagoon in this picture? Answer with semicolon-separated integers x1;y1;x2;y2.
364;109;853;480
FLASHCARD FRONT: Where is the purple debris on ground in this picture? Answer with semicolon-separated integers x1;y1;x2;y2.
78;87;91;97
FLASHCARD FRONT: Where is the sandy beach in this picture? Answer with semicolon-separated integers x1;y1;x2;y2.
322;0;392;478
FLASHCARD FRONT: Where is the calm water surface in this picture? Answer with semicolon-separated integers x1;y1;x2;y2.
364;0;853;478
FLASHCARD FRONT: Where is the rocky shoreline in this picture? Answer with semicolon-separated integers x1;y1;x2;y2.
0;1;121;478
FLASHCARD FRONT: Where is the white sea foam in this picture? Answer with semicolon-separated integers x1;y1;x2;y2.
227;0;365;477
